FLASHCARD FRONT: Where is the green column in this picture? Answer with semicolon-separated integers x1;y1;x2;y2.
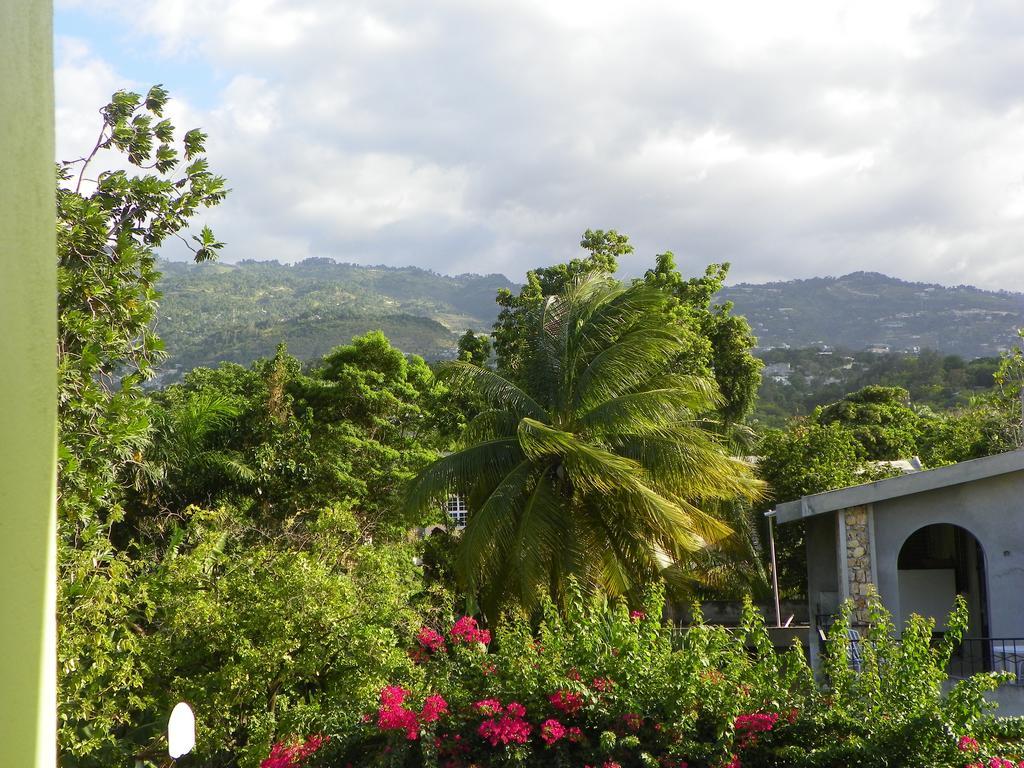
0;2;58;767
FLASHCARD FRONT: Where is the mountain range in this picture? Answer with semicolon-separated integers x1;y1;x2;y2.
152;261;1024;384
717;271;1024;358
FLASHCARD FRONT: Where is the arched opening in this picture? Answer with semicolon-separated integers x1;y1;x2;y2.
898;523;993;676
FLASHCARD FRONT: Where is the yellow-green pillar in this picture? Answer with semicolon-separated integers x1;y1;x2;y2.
0;2;58;767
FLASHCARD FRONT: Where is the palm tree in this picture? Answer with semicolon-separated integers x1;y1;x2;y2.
407;275;763;616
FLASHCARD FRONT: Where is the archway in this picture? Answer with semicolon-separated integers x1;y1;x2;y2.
897;523;990;675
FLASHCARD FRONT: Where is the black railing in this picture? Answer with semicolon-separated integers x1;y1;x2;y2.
814;612;1024;685
949;638;1024;684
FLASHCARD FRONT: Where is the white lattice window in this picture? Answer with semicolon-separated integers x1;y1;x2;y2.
443;495;468;528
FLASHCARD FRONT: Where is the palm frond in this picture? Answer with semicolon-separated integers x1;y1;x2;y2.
572;328;686;412
438;362;549;421
455;458;538;591
405;438;523;516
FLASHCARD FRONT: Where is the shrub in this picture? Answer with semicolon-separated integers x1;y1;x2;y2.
267;586;1022;767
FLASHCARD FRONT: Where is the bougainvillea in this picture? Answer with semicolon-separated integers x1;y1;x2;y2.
451;616;492;645
549;690;584;715
477;701;532;747
259;734;327;768
540;718;567;746
417;626;447;653
268;591;1024;768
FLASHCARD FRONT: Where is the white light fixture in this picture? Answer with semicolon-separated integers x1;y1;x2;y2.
168;702;196;760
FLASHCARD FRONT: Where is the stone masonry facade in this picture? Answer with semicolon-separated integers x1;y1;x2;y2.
843;505;874;624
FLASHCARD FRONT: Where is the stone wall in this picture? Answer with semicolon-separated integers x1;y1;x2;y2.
843;505;873;624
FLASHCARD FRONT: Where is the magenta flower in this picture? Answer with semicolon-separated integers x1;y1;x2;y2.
540;718;567;745
420;694;448;724
549;690;584;715
451;616;492;645
958;736;980;752
416;626;447;653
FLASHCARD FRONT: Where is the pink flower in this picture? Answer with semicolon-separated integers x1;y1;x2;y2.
540;718;567;745
567;726;583;743
959;736;981;752
473;699;503;716
451;616;491;645
477;713;531;746
734;712;778;749
380;685;410;708
549;690;584;715
420;694;449;723
630;610;647;621
377;686;419;740
591;677;614;693
734;712;778;734
622;713;642;732
417;626;447;653
261;735;329;768
505;701;526;718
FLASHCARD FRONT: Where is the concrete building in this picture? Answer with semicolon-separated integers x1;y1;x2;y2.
775;449;1024;713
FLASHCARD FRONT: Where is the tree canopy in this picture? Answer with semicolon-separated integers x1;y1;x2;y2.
493;231;762;425
408;274;763;618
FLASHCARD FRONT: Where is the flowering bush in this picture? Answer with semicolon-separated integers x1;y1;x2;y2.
279;587;1024;767
260;734;328;768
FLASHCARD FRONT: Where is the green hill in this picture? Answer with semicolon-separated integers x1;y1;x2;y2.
152;258;517;384
153;263;1024;385
718;271;1024;359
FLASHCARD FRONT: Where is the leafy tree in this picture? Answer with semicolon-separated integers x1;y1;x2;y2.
493;229;632;373
138;507;422;768
917;335;1024;466
457;329;492;366
135;335;442;538
494;232;762;425
408;275;762;618
643;253;762;424
56;86;227;766
756;422;871;598
814;385;921;460
991;330;1024;449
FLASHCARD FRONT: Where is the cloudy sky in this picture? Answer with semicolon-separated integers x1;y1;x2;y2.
54;1;1024;289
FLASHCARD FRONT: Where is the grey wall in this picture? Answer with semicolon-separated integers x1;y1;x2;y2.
871;469;1024;639
805;513;840;667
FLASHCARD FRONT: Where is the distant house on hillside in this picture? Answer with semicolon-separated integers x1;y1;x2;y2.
865;343;890;354
775;450;1024;714
763;362;792;384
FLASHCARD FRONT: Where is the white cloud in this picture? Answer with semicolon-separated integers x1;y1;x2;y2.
54;0;1024;291
54;36;130;164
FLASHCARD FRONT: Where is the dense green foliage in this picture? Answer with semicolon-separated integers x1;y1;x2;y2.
56;89;1024;768
814;385;921;461
293;590;1022;768
56;86;229;764
493;231;763;425
409;275;763;618
754;347;1001;426
55;90;451;768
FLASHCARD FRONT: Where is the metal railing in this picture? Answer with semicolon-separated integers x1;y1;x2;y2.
948;638;1024;685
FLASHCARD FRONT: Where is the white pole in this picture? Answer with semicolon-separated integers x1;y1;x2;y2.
766;510;782;628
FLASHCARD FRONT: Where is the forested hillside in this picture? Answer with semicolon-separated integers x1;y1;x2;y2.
719;271;1024;359
753;347;1003;426
154;262;1024;385
153;258;516;383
